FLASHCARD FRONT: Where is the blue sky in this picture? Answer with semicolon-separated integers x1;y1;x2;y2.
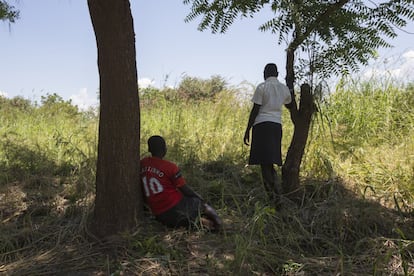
1;0;413;109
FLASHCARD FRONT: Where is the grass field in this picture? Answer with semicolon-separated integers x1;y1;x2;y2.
1;80;413;275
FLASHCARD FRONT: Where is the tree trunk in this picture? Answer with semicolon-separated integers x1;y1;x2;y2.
281;1;348;198
283;48;315;196
282;84;315;195
88;0;142;238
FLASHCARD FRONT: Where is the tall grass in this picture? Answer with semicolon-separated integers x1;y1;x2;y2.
0;95;98;197
301;80;414;210
139;81;414;210
140;91;250;164
1;79;413;275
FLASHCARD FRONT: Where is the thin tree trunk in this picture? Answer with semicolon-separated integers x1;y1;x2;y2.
88;0;142;238
282;1;348;198
282;84;315;195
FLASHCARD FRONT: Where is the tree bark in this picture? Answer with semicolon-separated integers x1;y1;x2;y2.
88;0;142;238
281;1;349;197
282;84;315;196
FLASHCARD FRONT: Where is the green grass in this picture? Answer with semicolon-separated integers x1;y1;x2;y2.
1;81;413;275
140;91;250;163
303;81;414;210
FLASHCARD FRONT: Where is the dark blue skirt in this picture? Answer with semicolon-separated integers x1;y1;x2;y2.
249;122;283;166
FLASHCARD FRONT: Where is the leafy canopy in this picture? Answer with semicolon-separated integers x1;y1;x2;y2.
184;0;414;78
0;0;19;23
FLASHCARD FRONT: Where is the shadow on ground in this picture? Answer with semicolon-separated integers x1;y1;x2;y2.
1;159;413;275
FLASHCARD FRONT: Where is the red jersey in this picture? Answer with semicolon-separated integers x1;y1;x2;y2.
140;156;186;215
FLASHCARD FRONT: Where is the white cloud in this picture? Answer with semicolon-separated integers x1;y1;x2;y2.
0;91;8;98
138;78;155;88
403;50;414;59
362;49;414;82
70;88;98;111
399;50;414;78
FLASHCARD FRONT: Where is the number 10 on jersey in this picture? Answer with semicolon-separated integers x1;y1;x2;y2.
142;176;164;197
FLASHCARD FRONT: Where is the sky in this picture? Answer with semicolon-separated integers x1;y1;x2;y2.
1;0;413;110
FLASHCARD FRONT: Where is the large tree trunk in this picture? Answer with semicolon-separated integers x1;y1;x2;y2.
88;0;142;238
282;48;315;196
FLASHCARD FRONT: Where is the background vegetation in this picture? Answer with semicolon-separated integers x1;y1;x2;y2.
1;76;413;275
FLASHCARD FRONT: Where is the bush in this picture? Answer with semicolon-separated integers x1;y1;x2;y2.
177;75;227;101
39;93;79;117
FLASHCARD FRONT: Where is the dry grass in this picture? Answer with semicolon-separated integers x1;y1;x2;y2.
1;170;413;275
1;82;413;275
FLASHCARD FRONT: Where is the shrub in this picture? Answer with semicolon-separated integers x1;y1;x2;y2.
177;75;227;101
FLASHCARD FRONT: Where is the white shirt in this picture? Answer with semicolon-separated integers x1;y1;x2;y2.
251;76;291;125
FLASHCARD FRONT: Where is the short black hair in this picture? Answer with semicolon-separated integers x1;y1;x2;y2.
148;135;166;155
264;63;278;79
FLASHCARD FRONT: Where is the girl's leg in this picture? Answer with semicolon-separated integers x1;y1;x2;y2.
261;164;276;198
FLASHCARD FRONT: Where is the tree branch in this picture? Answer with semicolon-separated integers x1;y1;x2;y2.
291;0;351;49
